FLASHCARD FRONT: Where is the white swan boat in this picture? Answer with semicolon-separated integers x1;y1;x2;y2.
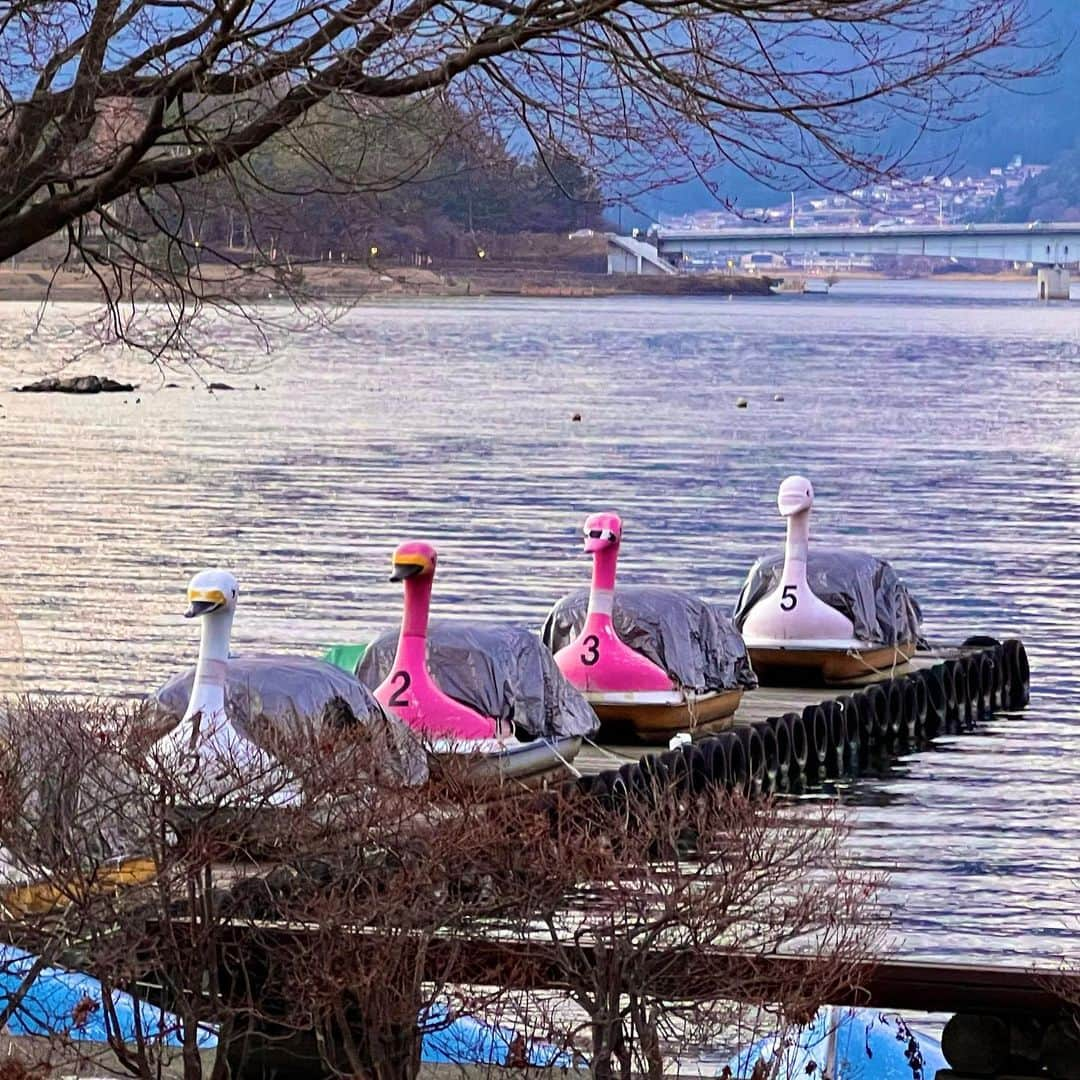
736;476;920;685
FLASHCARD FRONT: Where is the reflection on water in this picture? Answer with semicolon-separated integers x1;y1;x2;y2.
1;279;1078;963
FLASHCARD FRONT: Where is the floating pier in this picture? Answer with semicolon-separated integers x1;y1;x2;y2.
572;637;1030;801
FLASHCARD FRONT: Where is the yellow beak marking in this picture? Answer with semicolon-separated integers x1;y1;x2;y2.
392;554;431;572
187;587;228;605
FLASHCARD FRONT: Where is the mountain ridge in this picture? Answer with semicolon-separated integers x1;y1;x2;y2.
643;0;1080;218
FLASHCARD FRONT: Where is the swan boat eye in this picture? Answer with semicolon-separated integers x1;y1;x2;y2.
584;528;618;541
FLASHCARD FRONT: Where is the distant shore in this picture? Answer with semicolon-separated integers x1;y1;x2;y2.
0;262;776;302
0;262;1044;306
799;268;1034;283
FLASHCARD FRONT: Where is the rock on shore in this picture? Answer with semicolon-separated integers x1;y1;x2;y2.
13;375;135;394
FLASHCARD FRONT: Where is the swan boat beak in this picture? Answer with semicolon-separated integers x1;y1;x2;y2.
389;557;429;582
185;588;227;618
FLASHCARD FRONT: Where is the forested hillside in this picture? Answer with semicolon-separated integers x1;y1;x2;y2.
159;98;606;261
981;145;1080;222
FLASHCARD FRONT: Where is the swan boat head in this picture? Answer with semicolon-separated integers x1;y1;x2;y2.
777;474;814;518
582;511;622;554
185;569;239;620
180;568;239;723
388;540;437;583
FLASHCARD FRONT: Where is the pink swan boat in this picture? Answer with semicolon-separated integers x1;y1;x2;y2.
374;540;584;783
737;476;919;685
552;512;743;741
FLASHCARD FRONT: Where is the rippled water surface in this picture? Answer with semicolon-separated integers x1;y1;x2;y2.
1;279;1078;964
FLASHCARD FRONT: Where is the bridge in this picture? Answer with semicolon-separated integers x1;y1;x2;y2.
606;231;677;275
607;222;1080;298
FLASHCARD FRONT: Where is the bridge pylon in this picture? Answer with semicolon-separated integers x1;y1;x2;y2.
1036;266;1071;300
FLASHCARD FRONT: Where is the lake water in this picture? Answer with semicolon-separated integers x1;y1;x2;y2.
0;279;1077;965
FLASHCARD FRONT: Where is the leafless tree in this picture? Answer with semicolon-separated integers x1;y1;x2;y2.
1;697;586;1077
0;0;1051;361
486;780;883;1080
4;695;881;1079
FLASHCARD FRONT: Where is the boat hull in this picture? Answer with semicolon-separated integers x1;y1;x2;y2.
588;689;742;743
434;736;583;788
748;642;917;686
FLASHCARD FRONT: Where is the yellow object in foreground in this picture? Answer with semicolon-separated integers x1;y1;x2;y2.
1;857;158;917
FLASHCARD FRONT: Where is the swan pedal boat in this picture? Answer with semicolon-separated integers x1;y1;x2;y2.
742;640;916;686
583;688;741;740
368;541;584;786
0;856;158;918
146;569;429;844
552;513;745;743
325;645;582;784
427;735;583;787
739;476;918;686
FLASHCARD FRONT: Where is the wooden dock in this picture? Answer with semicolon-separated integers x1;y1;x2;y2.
210;926;1065;1018
570;639;1029;795
167;921;1074;1078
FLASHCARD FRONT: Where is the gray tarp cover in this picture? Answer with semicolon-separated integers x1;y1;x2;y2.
731;548;923;646
356;623;599;739
540;586;758;694
151;655;428;784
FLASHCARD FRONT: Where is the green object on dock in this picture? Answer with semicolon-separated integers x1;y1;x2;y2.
323;643;368;673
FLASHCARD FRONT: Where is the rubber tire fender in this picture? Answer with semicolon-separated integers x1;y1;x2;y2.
822;700;845;778
920;666;947;740
801;704;829;782
639;753;670;803
782;712;808;782
658;748;691;797
686;744;711;795
834;695;860;774
735;725;765;797
767;715;792;792
1004;638;1029;710
864;683;889;747
944;659;964;732
752;721;780;794
910;674;929;741
898;679;918;743
723;732;750;796
964;653;984;728
703;737;731;791
963;636;1004;712
977;652;995;723
881;678;903;742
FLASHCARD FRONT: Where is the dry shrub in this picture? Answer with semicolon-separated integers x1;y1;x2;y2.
1;695;882;1080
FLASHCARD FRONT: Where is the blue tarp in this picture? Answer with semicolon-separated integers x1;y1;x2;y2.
0;946;217;1048
726;1007;944;1079
421;1001;577;1067
1;960;572;1067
